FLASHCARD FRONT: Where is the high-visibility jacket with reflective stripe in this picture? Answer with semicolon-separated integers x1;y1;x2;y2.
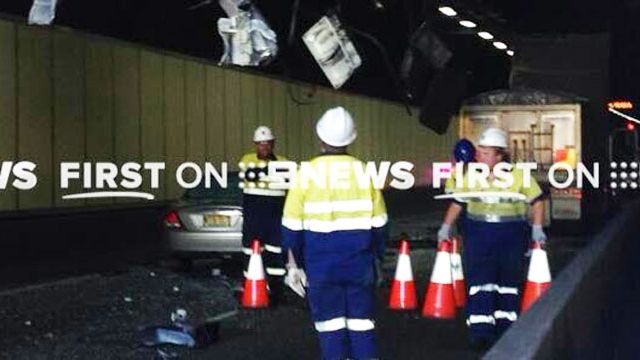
281;154;388;284
239;152;288;197
445;166;543;218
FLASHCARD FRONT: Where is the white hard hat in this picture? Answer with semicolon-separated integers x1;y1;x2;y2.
477;128;508;148
253;126;275;142
316;107;357;147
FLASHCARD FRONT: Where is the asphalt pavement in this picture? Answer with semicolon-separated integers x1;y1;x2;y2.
0;249;482;360
0;197;588;359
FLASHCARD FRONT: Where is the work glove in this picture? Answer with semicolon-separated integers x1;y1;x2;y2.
284;266;308;298
531;224;547;246
437;224;451;243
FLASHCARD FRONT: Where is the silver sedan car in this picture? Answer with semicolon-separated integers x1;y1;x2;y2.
163;173;244;264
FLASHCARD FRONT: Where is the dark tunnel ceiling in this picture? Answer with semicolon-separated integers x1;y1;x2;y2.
0;0;627;103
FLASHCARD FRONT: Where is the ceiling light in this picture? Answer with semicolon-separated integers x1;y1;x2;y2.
438;6;457;17
493;41;507;50
506;50;514;56
459;20;477;28
477;31;494;40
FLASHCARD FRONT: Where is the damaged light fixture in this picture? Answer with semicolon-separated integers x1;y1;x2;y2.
28;0;58;25
302;15;362;89
217;0;278;67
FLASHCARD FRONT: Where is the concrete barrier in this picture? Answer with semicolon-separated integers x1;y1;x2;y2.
485;200;640;359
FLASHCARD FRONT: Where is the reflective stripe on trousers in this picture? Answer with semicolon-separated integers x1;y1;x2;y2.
463;218;528;342
466;311;518;326
314;317;375;332
308;283;377;360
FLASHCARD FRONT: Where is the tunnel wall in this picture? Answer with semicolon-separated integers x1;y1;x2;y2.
0;15;457;212
485;200;640;359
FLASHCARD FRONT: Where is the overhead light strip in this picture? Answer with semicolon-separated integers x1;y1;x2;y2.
477;31;494;40
459;20;477;28
493;41;507;50
438;4;512;56
438;6;457;17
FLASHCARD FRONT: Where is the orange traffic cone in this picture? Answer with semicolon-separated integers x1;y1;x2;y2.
450;237;466;308
241;239;269;308
520;241;552;313
422;240;456;319
389;239;417;310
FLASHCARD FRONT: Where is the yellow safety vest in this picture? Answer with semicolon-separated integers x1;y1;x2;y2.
445;165;543;222
239;152;288;197
281;154;388;233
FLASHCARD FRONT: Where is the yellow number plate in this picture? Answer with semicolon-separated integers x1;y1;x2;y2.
203;214;230;227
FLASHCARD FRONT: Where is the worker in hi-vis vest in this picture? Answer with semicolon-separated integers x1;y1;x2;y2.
282;107;388;359
439;127;547;350
239;126;288;303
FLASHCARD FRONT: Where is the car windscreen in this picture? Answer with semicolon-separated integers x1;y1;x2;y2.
183;173;242;203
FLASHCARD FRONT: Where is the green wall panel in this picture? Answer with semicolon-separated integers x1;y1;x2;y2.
0;21;17;210
254;76;272;134
270;79;288;156
297;97;313;160
205;66;225;164
224;70;243;166
163;56;186;199
53;31;85;207
85;41;114;161
284;85;302;160
240;72;258;145
140;50;165;199
113;45;141;204
185;61;206;165
85;40;114;205
113;45;140;163
17;25;53;209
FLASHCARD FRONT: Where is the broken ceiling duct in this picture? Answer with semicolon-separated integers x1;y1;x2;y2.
400;21;453;100
217;0;278;67
419;67;467;135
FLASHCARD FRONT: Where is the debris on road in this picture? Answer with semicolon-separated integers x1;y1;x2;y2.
0;267;236;359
